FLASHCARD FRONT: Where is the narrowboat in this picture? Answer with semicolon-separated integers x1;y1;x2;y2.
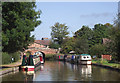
70;55;79;63
77;54;92;65
21;51;44;72
57;55;64;61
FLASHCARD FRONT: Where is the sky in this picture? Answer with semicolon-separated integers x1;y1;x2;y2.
31;2;118;40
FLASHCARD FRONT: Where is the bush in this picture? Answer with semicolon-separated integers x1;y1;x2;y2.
96;58;101;64
2;52;11;64
45;54;56;60
95;58;109;64
10;52;20;62
101;59;109;64
2;52;20;64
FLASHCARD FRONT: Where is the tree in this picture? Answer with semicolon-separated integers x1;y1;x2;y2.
49;41;60;49
74;37;89;54
89;44;106;58
50;22;69;45
92;23;112;45
106;26;120;61
74;25;93;47
2;2;41;53
61;37;75;54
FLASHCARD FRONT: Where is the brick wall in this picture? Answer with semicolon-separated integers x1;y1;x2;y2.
101;55;112;61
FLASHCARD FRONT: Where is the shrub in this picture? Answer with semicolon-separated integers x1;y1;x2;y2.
45;54;56;60
2;52;11;64
101;59;109;64
9;52;20;62
96;58;109;64
2;52;20;64
96;58;101;64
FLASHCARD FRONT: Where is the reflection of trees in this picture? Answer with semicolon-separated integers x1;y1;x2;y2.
49;61;71;81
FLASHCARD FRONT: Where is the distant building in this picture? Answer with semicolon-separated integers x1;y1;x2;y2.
28;38;51;49
101;55;112;61
102;38;111;45
41;38;49;40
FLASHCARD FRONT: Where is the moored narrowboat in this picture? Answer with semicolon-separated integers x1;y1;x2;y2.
77;54;92;65
21;51;44;72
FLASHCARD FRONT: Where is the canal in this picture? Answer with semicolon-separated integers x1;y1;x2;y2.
1;61;120;81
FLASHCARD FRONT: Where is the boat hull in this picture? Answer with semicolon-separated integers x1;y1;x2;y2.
78;60;92;65
21;66;35;71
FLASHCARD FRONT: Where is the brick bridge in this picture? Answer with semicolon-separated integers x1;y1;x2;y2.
25;47;58;55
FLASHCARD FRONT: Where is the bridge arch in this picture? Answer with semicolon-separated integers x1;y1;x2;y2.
37;51;45;62
25;50;46;62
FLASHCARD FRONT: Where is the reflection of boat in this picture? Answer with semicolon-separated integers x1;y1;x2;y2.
77;54;92;65
21;51;44;72
22;64;44;81
22;71;34;81
81;65;92;75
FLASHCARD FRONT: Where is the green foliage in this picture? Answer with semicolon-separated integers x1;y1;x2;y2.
61;37;75;54
73;26;93;54
74;37;89;54
2;52;20;64
74;26;93;47
49;41;60;49
2;2;41;53
74;25;93;39
2;52;11;64
10;52;20;62
51;22;69;45
89;44;106;58
101;59;109;64
93;58;109;64
92;23;112;45
105;26;120;61
45;54;56;60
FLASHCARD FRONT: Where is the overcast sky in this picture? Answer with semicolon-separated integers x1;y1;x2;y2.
31;2;118;40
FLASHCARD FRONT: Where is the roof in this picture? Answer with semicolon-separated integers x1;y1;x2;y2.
102;38;111;44
34;40;50;46
80;54;91;56
69;51;75;54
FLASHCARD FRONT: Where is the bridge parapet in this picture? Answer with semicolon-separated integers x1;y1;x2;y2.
25;47;58;55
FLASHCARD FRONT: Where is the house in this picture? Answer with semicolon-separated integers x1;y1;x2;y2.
28;38;51;49
101;55;112;61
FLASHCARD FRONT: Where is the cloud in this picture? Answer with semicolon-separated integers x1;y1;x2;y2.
80;12;113;18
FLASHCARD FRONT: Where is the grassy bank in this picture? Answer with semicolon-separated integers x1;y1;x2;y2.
92;59;120;69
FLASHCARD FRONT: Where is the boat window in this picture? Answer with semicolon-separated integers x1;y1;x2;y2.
83;56;86;58
87;56;89;58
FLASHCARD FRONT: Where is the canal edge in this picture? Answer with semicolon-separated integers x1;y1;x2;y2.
92;63;120;72
0;66;19;77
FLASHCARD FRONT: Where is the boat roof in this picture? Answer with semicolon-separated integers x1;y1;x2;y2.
80;54;91;56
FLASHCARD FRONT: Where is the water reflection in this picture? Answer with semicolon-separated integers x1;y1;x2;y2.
70;63;92;77
80;65;92;78
2;61;120;81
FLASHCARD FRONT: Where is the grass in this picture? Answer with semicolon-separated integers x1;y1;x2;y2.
92;59;120;69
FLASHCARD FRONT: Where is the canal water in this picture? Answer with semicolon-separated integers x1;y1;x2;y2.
1;61;120;81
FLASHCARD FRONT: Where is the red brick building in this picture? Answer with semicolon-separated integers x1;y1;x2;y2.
101;55;112;61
